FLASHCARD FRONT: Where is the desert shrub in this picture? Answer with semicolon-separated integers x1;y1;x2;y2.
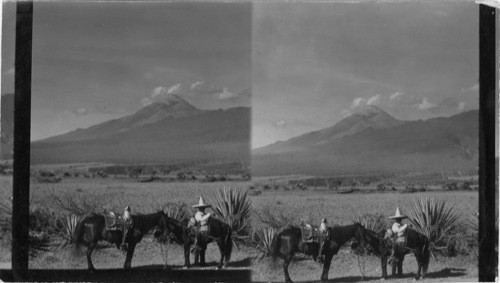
210;186;252;243
406;197;461;256
442;182;459;191
176;171;187;181
254;204;296;230
162;202;192;222
54;214;81;246
460;181;473;191
50;189;103;216
248;190;262;196
355;213;388;234
376;183;388;191
252;226;276;258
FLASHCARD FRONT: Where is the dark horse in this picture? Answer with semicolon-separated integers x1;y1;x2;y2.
271;223;369;282
154;216;194;269
385;228;430;279
359;228;393;279
187;216;233;269
74;211;168;271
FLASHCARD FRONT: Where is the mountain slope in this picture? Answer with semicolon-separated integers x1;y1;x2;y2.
252;110;478;176
31;98;249;165
256;105;403;154
43;95;203;143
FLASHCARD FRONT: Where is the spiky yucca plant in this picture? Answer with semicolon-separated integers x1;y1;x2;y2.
210;186;252;241
406;197;461;252
253;227;276;258
55;214;80;246
162;202;192;222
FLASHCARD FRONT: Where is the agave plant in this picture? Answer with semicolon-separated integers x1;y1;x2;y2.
406;197;461;253
55;214;81;246
162;202;192;222
253;226;276;258
210;186;252;242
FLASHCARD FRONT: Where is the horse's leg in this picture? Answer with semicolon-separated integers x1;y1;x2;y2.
391;256;397;277
396;255;403;278
200;245;206;267
414;250;423;280
86;241;96;271
283;253;293;283
320;252;334;282
184;244;191;268
123;242;136;269
216;239;225;269
381;254;388;279
194;250;200;266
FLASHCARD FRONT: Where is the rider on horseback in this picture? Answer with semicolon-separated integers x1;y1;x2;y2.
121;206;133;251
192;196;211;253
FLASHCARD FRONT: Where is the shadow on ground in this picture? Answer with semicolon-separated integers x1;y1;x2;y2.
0;267;252;282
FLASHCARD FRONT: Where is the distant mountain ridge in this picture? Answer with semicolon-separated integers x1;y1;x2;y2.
31;96;250;165
253;108;478;176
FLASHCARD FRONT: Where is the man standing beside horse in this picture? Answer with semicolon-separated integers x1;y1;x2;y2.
192;196;212;253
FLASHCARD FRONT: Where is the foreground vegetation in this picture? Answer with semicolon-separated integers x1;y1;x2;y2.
0;173;485;281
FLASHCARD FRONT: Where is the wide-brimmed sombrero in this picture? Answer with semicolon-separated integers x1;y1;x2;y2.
193;196;211;209
389;207;408;219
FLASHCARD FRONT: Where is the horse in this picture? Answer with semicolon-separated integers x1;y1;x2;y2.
74;210;168;271
357;228;393;279
187;216;233;269
385;228;430;279
154;216;194;269
271;223;369;282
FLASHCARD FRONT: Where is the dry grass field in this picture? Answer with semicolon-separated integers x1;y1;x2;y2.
0;174;483;281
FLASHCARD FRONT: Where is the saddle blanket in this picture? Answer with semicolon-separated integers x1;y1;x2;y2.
104;212;126;231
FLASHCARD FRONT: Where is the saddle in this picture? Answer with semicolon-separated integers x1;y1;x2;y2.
300;223;320;243
104;212;131;231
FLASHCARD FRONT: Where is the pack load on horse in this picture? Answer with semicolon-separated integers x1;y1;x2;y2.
385;207;430;279
187;196;233;269
74;209;169;271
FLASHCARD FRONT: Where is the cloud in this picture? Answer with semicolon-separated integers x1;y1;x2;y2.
74;108;88;116
390;92;404;101
141;97;154;106
460;83;479;94
218;88;238;100
166;84;182;95
418;97;437;111
274;119;287;128
350;94;381;109
190;81;204;90
340;109;352;119
458;102;466;112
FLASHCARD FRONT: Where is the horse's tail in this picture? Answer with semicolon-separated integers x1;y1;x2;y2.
271;229;283;262
422;237;430;274
225;226;233;263
73;216;87;256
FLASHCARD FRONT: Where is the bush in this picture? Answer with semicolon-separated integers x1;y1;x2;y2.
54;214;81;246
162;202;192;222
406;197;461;255
210;186;252;242
50;189;103;216
252;226;276;258
254;204;296;230
442;182;459;191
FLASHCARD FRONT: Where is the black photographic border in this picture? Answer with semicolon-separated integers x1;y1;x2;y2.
2;1;498;282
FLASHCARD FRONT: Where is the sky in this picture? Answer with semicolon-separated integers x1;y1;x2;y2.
1;2;251;141
252;2;479;148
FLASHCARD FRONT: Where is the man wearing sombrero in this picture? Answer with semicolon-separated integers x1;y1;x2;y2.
192;196;211;252
388;207;409;260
